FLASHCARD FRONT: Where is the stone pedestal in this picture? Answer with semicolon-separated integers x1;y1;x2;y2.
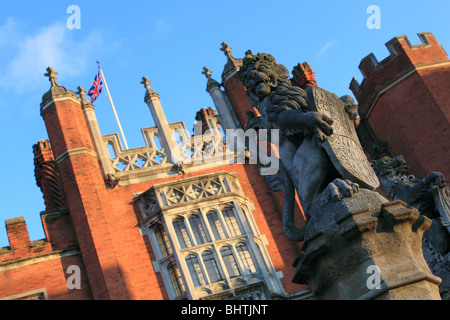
293;190;442;300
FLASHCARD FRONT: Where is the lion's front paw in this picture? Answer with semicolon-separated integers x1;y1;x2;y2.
424;171;446;189
320;178;360;205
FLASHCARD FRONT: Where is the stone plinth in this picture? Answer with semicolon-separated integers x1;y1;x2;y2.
293;190;442;300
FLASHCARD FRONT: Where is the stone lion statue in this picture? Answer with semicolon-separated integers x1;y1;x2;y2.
371;155;450;299
238;52;361;241
371;155;447;218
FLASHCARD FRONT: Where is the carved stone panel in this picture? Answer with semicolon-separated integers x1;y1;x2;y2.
307;86;379;190
158;174;234;208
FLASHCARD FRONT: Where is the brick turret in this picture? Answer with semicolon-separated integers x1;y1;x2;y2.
350;32;450;178
39;67;128;300
220;43;258;128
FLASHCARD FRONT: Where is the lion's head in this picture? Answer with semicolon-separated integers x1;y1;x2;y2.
371;155;410;178
238;52;290;102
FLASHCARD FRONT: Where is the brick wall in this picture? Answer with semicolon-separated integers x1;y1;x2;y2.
223;73;258;128
0;216;92;300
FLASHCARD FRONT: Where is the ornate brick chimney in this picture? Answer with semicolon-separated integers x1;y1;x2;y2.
291;62;317;89
33;139;67;211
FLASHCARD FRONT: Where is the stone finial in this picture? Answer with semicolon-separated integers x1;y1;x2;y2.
141;76;159;99
44;66;60;88
202;67;220;92
41;67;77;112
141;76;151;91
76;86;87;98
77;86;94;109
219;42;243;84
202;67;212;79
220;42;232;56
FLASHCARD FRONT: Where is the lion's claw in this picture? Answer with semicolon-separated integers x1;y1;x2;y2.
321;178;360;204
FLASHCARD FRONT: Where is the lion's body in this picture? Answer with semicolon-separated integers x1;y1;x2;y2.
239;52;360;238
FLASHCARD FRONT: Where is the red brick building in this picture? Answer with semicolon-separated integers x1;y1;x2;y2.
0;32;448;300
351;32;450;179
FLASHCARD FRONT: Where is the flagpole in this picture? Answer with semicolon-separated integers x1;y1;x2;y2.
97;61;129;150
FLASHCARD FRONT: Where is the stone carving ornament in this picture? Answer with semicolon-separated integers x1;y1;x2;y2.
238;52;377;241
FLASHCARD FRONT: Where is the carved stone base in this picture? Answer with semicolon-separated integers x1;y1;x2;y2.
293;190;442;300
200;282;271;300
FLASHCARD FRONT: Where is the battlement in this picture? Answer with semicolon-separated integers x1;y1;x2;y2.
350;32;450;117
0;217;50;261
1;207;79;264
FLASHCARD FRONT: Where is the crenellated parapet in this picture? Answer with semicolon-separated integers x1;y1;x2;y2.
350;32;450;118
349;32;450;180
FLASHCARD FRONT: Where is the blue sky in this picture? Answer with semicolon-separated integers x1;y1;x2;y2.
0;1;449;247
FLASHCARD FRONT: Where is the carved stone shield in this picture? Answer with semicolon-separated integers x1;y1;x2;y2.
307;86;379;190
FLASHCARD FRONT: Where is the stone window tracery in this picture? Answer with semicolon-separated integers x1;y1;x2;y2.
220;245;241;278
185;254;206;287
236;242;257;274
221;206;242;237
202;250;222;283
167;262;185;296
173;216;192;248
154;223;172;258
137;172;286;300
188;213;208;245
206;210;226;240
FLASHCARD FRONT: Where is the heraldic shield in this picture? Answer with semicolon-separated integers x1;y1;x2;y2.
307;86;379;190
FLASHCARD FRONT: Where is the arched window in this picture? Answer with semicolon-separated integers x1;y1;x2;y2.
185;254;206;287
167;262;185;296
173;217;192;248
188;214;207;245
154;224;172;258
236;243;256;274
207;211;226;240
220;246;240;278
221;207;242;237
202;250;222;283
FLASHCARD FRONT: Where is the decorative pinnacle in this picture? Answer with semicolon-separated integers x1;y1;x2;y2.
141;76;159;98
76;86;94;108
220;42;243;78
202;67;212;79
202;67;220;92
76;86;87;98
220;42;232;57
141;76;152;91
44;66;60;87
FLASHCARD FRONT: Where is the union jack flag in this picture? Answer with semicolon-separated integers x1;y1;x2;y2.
87;68;103;103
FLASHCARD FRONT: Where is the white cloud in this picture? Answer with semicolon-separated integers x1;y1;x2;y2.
0;17;19;48
315;40;338;58
154;17;172;36
0;19;104;94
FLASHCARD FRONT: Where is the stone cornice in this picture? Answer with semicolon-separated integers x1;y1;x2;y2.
55;147;98;165
40;95;81;115
0;247;80;272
